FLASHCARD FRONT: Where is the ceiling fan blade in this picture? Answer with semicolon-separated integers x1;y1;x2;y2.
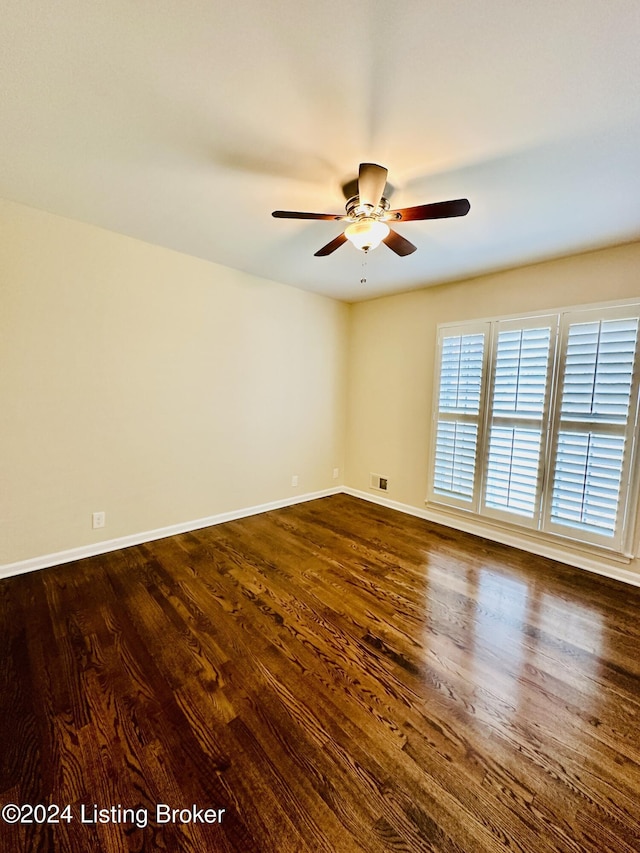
383;228;417;256
272;210;343;220
358;163;388;210
388;198;470;221
314;232;348;256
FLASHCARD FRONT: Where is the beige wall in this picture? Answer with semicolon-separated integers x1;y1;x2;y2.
3;195;639;582
1;198;348;565
346;242;640;579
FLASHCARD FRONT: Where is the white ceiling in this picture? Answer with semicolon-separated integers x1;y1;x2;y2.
2;1;640;302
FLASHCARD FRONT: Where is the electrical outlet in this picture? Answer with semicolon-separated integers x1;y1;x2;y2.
92;511;106;529
333;468;339;479
291;474;298;487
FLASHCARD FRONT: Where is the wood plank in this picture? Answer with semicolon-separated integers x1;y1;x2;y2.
1;493;639;851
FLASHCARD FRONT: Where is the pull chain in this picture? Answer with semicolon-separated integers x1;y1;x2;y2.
360;250;368;286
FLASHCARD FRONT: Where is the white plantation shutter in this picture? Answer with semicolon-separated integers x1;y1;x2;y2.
434;421;479;500
485;427;544;518
551;433;625;534
431;326;488;507
438;333;485;413
482;322;554;523
546;311;640;547
558;318;637;420
429;301;640;555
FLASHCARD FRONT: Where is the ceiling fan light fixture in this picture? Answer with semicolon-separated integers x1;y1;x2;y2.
345;218;390;252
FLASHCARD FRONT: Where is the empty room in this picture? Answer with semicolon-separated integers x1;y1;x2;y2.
2;2;640;851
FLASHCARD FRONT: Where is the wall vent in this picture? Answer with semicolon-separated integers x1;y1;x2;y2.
370;473;389;492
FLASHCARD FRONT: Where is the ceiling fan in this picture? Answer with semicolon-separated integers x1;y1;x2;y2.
272;162;470;257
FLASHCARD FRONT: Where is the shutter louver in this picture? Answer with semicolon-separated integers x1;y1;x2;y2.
434;422;478;500
485;427;543;517
550;317;639;539
551;433;624;534
559;319;637;421
491;328;550;418
438;334;484;414
433;332;485;503
483;326;551;519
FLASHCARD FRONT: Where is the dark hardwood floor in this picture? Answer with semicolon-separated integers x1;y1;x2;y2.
1;493;639;852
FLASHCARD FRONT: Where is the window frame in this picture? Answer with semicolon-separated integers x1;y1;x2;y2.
427;299;640;558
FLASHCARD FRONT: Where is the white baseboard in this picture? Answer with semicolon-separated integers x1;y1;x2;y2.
4;485;640;590
0;487;342;581
343;487;640;589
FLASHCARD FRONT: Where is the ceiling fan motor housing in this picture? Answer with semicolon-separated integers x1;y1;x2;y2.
345;195;390;221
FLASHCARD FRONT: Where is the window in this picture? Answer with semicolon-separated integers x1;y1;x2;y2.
428;302;640;555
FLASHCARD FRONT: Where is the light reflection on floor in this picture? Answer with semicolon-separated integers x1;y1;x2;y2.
422;561;604;747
